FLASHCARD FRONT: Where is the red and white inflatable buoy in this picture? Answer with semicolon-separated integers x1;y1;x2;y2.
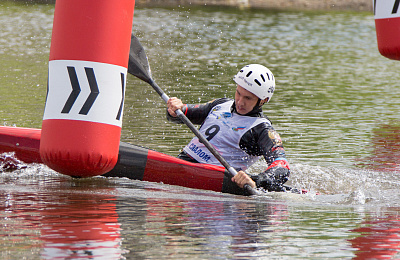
40;0;135;177
374;0;400;60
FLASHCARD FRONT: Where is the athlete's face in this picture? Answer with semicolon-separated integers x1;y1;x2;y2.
234;85;259;115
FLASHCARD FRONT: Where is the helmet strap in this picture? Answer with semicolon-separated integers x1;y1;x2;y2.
247;99;263;115
255;98;262;108
248;97;269;115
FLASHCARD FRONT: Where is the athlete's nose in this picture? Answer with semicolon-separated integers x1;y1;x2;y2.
237;96;245;107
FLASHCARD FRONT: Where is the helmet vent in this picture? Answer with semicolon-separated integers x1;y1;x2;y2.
266;73;270;80
260;74;266;82
246;71;253;77
254;79;261;86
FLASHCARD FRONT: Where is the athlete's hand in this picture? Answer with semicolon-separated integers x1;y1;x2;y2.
167;97;184;117
232;170;256;189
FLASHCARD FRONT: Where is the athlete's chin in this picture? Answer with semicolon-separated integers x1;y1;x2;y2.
236;108;248;115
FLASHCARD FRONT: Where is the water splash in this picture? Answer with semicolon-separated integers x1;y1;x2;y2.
0;152;27;172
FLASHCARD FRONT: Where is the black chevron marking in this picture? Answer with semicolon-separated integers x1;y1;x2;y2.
116;73;125;120
79;67;100;115
393;0;400;14
62;66;81;113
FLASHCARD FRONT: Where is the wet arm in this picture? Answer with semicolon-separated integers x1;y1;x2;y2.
243;124;290;191
166;98;230;125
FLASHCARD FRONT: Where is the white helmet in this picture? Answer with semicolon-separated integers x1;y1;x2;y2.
233;64;275;102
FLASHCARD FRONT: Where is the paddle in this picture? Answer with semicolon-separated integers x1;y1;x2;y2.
127;34;260;196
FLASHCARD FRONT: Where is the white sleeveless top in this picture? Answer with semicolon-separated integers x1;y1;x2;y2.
183;100;271;170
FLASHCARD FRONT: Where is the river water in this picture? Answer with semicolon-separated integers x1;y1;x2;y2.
1;2;400;259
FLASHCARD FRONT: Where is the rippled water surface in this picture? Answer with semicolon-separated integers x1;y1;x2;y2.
1;2;400;259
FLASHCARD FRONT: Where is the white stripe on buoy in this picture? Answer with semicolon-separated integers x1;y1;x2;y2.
44;60;126;127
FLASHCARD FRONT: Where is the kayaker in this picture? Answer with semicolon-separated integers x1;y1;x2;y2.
166;64;290;193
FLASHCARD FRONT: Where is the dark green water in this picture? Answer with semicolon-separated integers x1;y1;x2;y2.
1;2;400;259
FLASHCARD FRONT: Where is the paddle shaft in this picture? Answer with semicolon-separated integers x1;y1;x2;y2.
147;78;258;195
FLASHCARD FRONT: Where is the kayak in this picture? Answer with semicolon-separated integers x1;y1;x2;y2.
0;126;244;194
0;126;42;164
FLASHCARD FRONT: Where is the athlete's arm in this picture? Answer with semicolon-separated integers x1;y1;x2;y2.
256;127;290;191
240;123;290;191
166;98;231;125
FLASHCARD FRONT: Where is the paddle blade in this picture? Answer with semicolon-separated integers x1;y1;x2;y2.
128;34;152;83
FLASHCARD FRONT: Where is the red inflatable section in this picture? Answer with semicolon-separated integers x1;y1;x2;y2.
374;0;400;60
40;121;121;176
40;0;135;177
49;0;134;66
375;17;400;60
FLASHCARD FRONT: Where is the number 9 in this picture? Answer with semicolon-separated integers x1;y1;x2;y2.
205;125;220;141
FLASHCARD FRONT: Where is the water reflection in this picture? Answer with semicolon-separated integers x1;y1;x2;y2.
4;159;400;258
118;198;288;259
0;180;124;259
0;173;290;259
39;197;123;259
350;210;400;259
359;122;400;172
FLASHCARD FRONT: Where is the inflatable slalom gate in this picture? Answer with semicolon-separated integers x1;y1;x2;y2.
40;0;135;177
374;0;400;60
